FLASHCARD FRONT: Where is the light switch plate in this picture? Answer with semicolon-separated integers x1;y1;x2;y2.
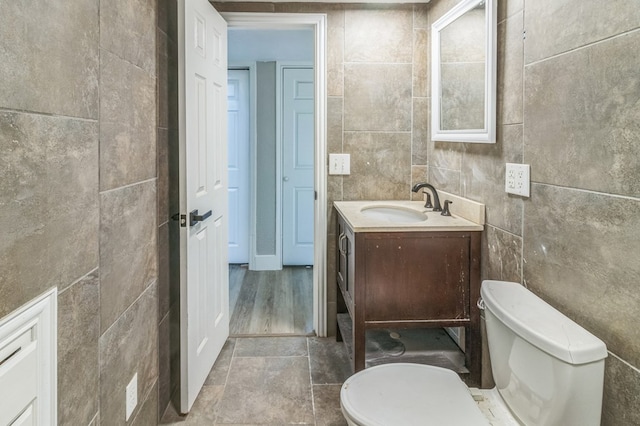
505;163;530;197
329;153;350;175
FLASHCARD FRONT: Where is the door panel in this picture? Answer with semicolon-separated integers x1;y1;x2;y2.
178;0;229;412
282;67;314;266
227;69;250;263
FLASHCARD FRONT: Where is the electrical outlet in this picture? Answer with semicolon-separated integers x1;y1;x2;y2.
125;373;138;421
505;163;530;197
328;153;350;175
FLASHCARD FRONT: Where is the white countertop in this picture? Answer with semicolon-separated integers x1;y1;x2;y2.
334;200;484;232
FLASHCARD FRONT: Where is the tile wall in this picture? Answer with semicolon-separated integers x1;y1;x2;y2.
214;1;639;423
1;0;636;423
0;0;161;424
428;1;640;424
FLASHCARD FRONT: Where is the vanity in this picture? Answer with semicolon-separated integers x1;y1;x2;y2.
334;197;484;385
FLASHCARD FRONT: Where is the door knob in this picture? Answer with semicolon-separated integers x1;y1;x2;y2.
283;176;289;182
190;209;212;226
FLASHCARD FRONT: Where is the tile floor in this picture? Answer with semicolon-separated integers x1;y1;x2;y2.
161;336;352;425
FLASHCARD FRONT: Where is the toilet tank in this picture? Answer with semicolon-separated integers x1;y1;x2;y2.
481;281;607;426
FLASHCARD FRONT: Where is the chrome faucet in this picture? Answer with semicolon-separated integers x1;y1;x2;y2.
411;182;442;211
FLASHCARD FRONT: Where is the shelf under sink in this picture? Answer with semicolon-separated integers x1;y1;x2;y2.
337;313;469;374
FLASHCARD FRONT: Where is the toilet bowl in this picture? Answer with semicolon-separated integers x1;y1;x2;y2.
340;280;608;426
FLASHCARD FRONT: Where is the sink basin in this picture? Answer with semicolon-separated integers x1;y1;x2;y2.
360;205;428;223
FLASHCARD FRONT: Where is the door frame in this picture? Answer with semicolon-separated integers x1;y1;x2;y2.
223;12;327;337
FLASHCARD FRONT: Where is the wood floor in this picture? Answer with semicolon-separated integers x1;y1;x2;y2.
229;265;314;336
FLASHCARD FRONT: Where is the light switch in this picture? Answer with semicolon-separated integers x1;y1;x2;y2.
329;153;350;175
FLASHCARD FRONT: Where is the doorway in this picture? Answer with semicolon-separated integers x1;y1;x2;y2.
224;14;327;337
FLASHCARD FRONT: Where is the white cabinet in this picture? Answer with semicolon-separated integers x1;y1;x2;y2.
0;289;57;425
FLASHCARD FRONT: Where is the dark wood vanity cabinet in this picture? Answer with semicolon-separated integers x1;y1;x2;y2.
336;212;482;385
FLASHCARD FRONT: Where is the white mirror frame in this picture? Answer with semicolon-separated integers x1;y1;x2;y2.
431;0;497;143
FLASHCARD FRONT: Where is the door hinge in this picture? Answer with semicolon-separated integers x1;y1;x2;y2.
315;191;318;200
171;213;187;227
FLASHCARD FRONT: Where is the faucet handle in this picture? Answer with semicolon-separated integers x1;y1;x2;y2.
422;192;433;209
441;200;453;216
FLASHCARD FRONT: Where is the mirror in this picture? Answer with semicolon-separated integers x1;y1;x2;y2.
432;0;496;143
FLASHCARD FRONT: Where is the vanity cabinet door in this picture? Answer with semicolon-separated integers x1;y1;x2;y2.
361;232;471;322
337;217;355;310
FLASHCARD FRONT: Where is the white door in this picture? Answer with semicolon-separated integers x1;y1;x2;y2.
227;69;250;264
282;67;314;265
178;0;229;413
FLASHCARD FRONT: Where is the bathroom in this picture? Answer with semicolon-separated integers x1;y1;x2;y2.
0;0;638;424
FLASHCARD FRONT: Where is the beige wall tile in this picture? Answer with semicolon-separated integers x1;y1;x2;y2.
58;271;100;426
344;63;412;132
462;124;523;236
0;112;99;316
131;382;159;426
413;3;430;29
411;165;429;201
602;353;640;426
158;0;178;42
429;166;460;194
100;0;156;74
497;0;523;24
100;50;157;191
0;0;99;119
327;11;345;97
343;132;411;200
481;225;522;283
412;97;430;165
524;31;640;197
100;282;158;425
524;0;640;64
497;11;523;125
523;184;640;367
413;28;430;98
100;180;157;332
327;97;344;154
344;8;413;63
158;314;171;421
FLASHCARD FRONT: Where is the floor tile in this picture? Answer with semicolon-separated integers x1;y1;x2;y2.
313;385;348;426
309;337;352;385
234;336;308;357
205;338;236;386
161;385;224;425
215;357;314;424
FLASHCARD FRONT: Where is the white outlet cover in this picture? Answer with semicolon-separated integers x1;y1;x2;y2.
125;373;138;421
505;163;530;197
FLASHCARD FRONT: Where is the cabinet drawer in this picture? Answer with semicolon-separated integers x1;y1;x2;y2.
0;327;38;426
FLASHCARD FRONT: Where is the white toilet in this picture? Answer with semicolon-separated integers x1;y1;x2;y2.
340;280;608;425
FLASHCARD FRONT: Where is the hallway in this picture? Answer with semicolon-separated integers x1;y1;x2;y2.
161;336;350;425
229;266;314;336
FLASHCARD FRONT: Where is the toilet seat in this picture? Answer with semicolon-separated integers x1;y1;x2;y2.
340;363;490;426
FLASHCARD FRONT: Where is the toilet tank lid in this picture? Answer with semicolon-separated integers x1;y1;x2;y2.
481;281;607;365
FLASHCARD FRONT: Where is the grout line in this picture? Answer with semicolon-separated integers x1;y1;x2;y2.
306;337;318;425
608;351;640;375
57;267;99;296
532;181;640;202
98;177;157;195
524;26;640;68
0;107;98;122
